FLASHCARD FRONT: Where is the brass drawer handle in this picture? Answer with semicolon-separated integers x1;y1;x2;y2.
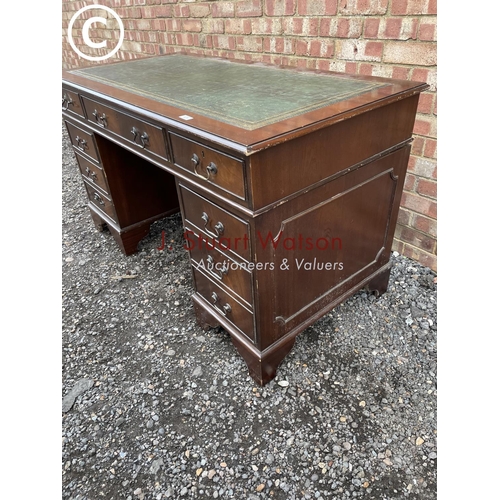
92;192;105;206
192;153;217;180
201;212;224;239
62;93;74;111
131;127;149;148
92;109;107;128
206;254;229;280
85;167;98;182
75;136;88;151
210;292;231;316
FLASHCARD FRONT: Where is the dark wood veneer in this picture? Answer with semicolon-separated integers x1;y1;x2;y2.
63;53;427;385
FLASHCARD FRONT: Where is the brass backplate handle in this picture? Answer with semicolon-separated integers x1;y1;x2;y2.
92;109;107;128
201;212;224;239
193;154;217;181
75;136;88;151
206;254;229;280
62;93;74;111
210;291;231;316
131;127;149;148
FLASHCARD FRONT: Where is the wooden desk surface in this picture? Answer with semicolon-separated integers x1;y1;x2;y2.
63;53;428;153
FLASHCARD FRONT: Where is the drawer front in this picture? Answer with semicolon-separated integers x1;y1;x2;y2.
62;88;85;118
81;96;168;160
193;268;255;342
66;121;100;163
83;181;117;222
189;233;253;307
170;133;246;200
180;184;251;262
75;152;109;195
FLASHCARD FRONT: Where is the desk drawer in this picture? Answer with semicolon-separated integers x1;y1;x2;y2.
189;234;253;307
180;184;251;262
83;181;117;222
81;96;168;159
62;88;85;118
66;121;100;163
170;133;246;200
193;268;255;342
75;153;109;195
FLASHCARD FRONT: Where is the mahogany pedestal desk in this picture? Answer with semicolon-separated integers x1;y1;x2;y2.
62;54;427;385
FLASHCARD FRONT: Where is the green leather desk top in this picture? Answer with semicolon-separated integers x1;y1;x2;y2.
65;53;428;151
70;54;386;131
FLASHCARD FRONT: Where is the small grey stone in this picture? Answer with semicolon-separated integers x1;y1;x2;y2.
149;458;163;474
192;366;203;377
411;306;425;319
62;379;94;412
166;349;176;356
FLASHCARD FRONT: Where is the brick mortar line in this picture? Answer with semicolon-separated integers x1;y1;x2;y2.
402;185;437;197
394;238;436;256
405;190;437;203
403;211;437;224
397;222;437;240
96;40;437;60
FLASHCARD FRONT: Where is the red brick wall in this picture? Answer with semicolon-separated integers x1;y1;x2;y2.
62;0;437;271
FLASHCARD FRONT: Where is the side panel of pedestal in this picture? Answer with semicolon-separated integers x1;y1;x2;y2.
251;145;411;351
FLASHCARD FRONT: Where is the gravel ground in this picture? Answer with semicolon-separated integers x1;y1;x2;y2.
62;123;437;500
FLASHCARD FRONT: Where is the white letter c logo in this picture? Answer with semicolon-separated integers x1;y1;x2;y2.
68;5;124;62
82;17;107;49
